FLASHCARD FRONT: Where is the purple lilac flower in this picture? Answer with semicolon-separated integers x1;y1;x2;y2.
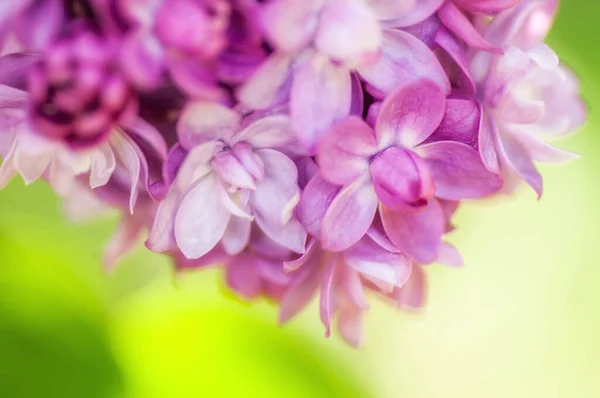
0;0;586;346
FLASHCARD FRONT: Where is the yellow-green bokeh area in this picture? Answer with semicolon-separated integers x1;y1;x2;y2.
0;2;599;398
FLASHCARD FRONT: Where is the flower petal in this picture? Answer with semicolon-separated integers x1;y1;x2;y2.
498;129;543;198
177;102;241;150
120;30;165;89
314;0;381;66
317;116;377;186
297;172;341;238
425;97;479;146
146;189;180;253
255;213;307;254
233;114;297;151
375;79;446;148
320;256;338;337
438;3;501;53
174;173;231;259
380;199;444;264
290;54;352;152
343;236;412;287
176;141;222;191
383;0;443;28
357;29;450;97
478;112;500;173
251;149;300;225
237;52;294;110
226;254;262;299
261;0;322;52
221;216;252;255
279;264;322;324
322;174;378;252
417;141;503;200
392;264;426;309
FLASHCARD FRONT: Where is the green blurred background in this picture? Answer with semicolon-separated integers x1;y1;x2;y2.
0;2;598;397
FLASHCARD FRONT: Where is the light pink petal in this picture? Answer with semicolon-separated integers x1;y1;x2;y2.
233;114;297;150
343;236;412;287
261;0;322;52
177;102;240;150
211;152;257;190
255;213;307;254
380;199;444;264
322;175;378;252
13;134;53;185
438;3;501;53
383;0;443;27
365;0;415;22
279;265;323;324
283;239;318;273
237;52;294;110
320;257;338;337
103;214;145;272
167;57;227;100
174;173;231;259
314;0;381;66
146;189;180;253
126;116;169;159
226;255;262;299
89;144;116;189
317;116;377;186
297;173;341;238
111;133;142;213
337;302;364;348
251;149;300;225
290;54;352;153
417;141;503;200
478;112;500;173
437;242;463;267
0;137;17;188
176;141;222;191
375;79;446;148
393;264;426;309
357;29;450;97
222;216;252;255
512;130;579;164
341;267;369;310
497;129;543;198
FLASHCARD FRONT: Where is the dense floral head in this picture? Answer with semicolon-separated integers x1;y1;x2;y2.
0;0;586;346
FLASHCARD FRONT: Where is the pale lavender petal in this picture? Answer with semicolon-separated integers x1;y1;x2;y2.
478;113;500;173
290;54;352;152
317;116;376;186
103;214;145;272
167;56;227;100
111;133;142;213
177;102;240;150
279;265;322;324
341;267;369;310
498;129;543;198
322;175;378;252
417;141;503;200
146;189;180;252
365;0;415;22
343;236;412;287
174;173;231;258
380;199;444;264
512;130;579;164
231;142;264;181
337;302;364;348
255;213;307;254
126;116;169;159
393;264;426;309
314;0;381;66
89;144;116;189
176;141;222;191
283;239;318;273
222;216;252;255
234;114;296;150
437;242;463;267
358;29;450;97
375;79;446;148
297;172;341;237
237;52;294;110
383;0;443;28
12;131;53;185
261;0;322;52
251;149;300;225
212;152;257;190
320;257;338;337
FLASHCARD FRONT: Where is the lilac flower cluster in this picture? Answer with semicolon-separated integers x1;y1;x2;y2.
0;0;585;346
